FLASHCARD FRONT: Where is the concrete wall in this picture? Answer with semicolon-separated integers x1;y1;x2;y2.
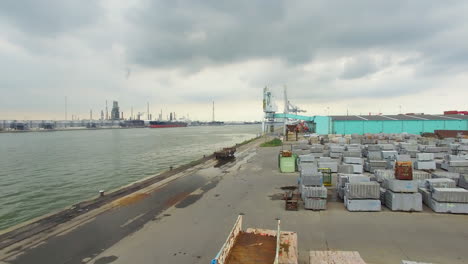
333;120;468;135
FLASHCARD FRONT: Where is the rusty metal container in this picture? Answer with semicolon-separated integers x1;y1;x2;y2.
394;161;413;180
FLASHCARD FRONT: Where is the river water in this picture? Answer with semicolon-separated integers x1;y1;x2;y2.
0;125;260;230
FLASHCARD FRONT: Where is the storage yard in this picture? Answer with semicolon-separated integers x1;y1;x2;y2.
2;133;468;264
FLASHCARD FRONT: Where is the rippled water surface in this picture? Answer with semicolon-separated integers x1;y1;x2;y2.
0;125;260;230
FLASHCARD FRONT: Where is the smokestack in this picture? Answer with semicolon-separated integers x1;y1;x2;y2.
105;100;108;120
147;102;150;120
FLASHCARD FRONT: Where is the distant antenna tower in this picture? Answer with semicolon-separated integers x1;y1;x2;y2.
90;109;92;120
147;102;150;120
131;106;133;120
105;100;108;120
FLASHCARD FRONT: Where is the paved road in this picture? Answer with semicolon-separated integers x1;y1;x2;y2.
4;144;468;264
5;169;219;264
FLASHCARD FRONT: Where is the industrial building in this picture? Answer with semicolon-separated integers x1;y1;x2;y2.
274;113;468;135
263;86;468;135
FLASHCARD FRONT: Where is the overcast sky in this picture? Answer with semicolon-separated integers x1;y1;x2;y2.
1;0;467;121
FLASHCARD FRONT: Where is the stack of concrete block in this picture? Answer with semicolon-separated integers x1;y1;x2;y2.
398;142;419;158
310;144;324;154
427;187;468;214
337;164;353;174
318;159;338;173
297;155;316;172
343;144;362;158
418;178;468;213
344;182;381;211
300;164;327;210
459;175;468;190
364;145;387;172
292;143;311;155
457;140;468;155
364;160;387;173
329;145;345;159
425;178;457;191
432;171;460;185
412;170;432;187
375;169;394;183
342;157;364;174
441;155;468;174
300;170;323;186
420;145;450;158
387;154;411;169
302;186;327;210
384;179;422;211
336;174;369;200
414;153;436;170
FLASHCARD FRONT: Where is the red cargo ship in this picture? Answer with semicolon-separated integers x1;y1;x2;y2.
149;121;188;128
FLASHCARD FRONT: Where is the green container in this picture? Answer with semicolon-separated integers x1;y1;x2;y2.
280;156;296;173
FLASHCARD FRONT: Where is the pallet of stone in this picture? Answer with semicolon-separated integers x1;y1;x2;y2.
343;151;362;158
412;170;431;187
416;153;434;161
301;175;323;186
344;196;381;211
382;150;398;160
380;187;386;205
309;145;324;153
367;145;381;151
317;161;338;173
375;169;394;183
440;163;468;174
431;188;468;203
336;174;369;200
330;152;343;158
428;198;468;214
418;187;432;205
431;171;460;185
459;175;468;189
385;191;422;211
379;144;395;150
385;179;418;193
349;164;363;174
447;160;468;167
343;157;363;164
425;178;457;191
396;154;411;162
414;161;436;170
300;166;319;176
367;151;383;160
304;198;327;210
301;186;327;200
338;164;353;174
345;182;380;199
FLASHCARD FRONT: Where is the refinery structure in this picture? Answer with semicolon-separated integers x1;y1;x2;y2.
262;87;468;135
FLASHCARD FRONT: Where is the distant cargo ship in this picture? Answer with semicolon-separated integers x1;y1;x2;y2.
149;121;188;128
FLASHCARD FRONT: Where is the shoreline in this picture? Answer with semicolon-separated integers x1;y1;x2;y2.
0;135;261;251
0;123;260;134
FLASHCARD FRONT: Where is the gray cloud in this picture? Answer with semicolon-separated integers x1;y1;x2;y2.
1;0;468;120
0;0;102;36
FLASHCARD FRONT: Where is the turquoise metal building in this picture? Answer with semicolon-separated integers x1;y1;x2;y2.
274;113;468;135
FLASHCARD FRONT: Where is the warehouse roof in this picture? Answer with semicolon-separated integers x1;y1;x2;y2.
330;114;468;121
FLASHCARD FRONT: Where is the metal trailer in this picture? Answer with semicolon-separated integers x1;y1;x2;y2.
211;215;298;264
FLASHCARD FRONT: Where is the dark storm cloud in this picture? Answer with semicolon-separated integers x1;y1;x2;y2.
126;0;468;74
